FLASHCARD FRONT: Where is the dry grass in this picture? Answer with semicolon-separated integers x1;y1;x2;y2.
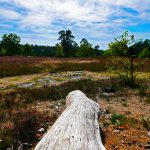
0;56;108;77
0;56;149;77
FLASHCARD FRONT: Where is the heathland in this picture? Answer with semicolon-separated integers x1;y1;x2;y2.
0;56;150;150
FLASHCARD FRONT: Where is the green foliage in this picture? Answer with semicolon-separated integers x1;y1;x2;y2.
55;44;64;57
110;113;127;126
103;49;112;56
31;45;55;56
22;44;33;56
0;33;22;55
58;30;76;57
93;45;104;56
138;48;150;58
76;38;95;57
107;31;139;86
133;39;150;57
1;31;150;58
0;33;56;57
107;57;138;85
108;31;135;57
0;47;6;56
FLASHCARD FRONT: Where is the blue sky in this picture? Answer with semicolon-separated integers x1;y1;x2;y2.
0;0;150;49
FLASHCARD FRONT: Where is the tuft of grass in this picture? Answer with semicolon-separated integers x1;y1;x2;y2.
110;113;127;126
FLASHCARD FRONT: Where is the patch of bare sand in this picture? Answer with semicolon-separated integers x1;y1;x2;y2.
99;94;150;119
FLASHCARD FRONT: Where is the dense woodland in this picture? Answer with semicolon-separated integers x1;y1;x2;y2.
0;30;150;58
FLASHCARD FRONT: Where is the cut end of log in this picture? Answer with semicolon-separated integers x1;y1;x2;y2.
35;90;106;150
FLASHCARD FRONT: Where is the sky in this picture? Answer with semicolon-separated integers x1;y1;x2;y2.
0;0;150;49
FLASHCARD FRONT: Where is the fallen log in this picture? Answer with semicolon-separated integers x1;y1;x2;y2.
35;90;106;150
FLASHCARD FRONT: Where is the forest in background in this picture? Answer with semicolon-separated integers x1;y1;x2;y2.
0;30;150;58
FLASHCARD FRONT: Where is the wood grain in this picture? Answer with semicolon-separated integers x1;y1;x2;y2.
35;90;106;150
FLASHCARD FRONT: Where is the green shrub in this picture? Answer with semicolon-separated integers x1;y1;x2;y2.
110;113;127;126
107;57;139;87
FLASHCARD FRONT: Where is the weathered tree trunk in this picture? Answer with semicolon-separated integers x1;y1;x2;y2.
35;90;106;150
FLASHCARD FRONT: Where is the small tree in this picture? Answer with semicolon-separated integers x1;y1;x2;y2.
58;30;75;57
55;44;64;57
1;33;22;55
107;31;138;86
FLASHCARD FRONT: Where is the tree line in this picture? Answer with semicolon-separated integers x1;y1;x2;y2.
0;30;150;58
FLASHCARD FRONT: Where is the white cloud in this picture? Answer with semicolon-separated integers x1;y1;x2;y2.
0;1;145;26
6;0;148;28
0;0;150;49
0;8;21;20
11;0;114;26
